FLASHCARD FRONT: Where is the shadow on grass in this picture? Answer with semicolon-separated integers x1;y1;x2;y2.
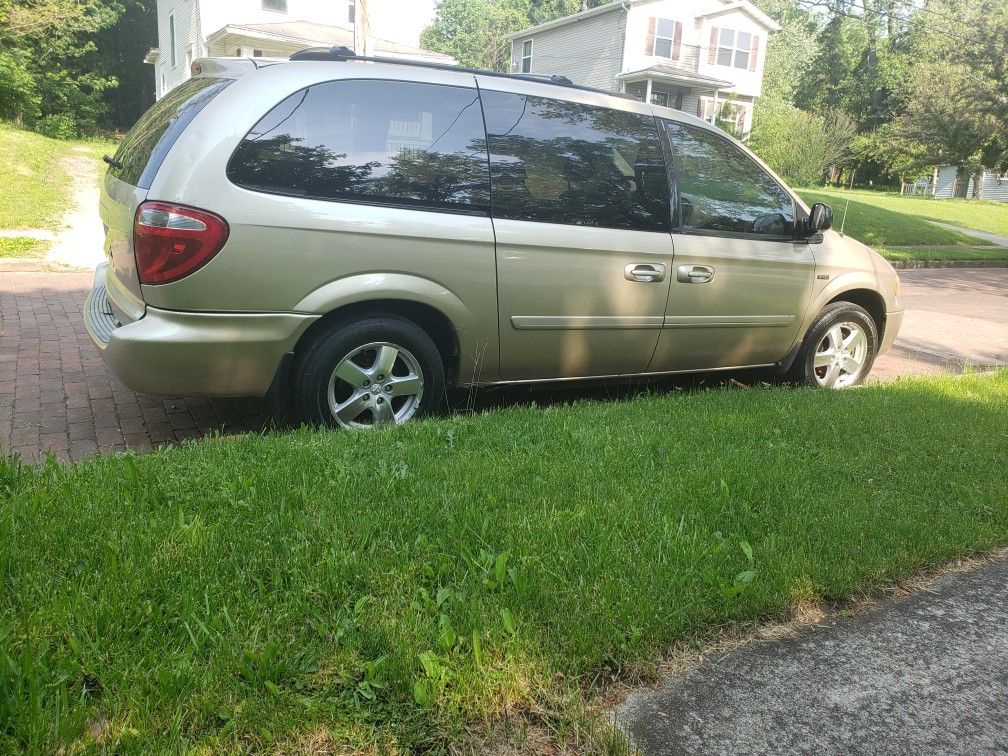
798;192;986;247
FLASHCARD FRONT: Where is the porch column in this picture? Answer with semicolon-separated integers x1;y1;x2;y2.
645;78;653;105
711;88;720;125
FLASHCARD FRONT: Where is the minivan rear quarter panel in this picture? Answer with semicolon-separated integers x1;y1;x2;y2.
140;64;501;384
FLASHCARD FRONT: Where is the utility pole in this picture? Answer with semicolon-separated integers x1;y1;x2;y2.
354;0;371;55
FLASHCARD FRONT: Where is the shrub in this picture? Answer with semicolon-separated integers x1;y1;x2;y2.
749;99;856;187
36;113;77;140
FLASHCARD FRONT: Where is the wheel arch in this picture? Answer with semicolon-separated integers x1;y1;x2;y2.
824;288;886;345
291;272;492;384
293;298;461;382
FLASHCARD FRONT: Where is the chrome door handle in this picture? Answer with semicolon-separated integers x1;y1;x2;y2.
624;263;667;283
676;264;715;284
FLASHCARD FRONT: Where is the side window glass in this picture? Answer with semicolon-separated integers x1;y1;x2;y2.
665;121;794;237
482;91;670;232
227;80;490;211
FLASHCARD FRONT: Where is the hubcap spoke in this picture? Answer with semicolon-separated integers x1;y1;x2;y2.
843;355;863;375
827;325;844;351
386;375;422;398
843;329;865;351
372;345;399;378
333;358;369;389
373;399;396;424
814;351;834;368
335;393;370;424
822;362;841;386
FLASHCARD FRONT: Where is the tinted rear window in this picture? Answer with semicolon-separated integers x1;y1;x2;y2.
227;80;491;212
110;77;232;189
481;91;671;232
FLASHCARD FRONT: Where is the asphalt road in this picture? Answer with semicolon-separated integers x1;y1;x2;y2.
615;556;1008;755
872;268;1008;380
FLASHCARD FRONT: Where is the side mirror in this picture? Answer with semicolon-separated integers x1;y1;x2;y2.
808;202;833;233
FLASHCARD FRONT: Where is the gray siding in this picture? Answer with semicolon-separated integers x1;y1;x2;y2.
511;9;625;92
935;165;958;199
935;166;1008;202
978;172;1008;202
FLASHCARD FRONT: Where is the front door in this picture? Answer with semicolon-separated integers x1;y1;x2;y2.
478;85;675;380
649;121;816;372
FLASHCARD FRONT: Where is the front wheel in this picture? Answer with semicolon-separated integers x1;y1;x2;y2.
791;302;878;388
294;315;445;428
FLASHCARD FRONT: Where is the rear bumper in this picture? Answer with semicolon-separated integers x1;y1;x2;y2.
879;309;904;355
85;264;317;397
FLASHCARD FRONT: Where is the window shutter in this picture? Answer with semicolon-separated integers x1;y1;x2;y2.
748;34;760;71
646;17;656;55
708;27;718;64
672;21;682;60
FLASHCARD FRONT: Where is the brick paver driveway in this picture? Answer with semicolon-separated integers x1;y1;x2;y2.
1;271;268;464
2;268;1005;464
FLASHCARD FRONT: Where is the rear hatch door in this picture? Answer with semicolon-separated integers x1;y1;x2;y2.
101;76;234;321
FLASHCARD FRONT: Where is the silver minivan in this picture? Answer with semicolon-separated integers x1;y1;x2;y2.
86;48;903;428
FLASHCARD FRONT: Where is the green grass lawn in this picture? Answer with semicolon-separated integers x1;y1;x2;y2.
3;372;1008;752
0;122;115;231
0;237;50;258
805;187;1008;239
797;188;997;248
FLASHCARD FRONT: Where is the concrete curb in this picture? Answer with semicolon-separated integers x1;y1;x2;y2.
889;259;1008;269
0;258;85;273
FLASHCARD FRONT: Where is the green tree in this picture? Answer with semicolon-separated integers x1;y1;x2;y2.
752;0;820;104
0;0;156;135
877;0;1008;193
420;0;531;71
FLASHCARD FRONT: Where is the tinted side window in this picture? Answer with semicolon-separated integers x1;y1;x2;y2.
665;122;794;237
228;80;490;212
482;91;670;232
111;77;232;189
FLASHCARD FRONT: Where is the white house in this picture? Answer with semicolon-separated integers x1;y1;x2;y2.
508;0;780;134
145;0;451;99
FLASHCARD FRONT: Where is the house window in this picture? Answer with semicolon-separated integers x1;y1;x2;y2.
521;39;532;73
623;82;646;101
169;14;176;67
697;98;749;133
651;91;669;107
262;0;287;12
253;49;263;57
716;28;752;69
651;18;681;59
348;0;355;23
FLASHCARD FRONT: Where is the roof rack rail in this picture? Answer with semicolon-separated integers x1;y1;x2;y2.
287;45;632;99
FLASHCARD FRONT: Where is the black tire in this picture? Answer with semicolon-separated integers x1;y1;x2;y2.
294;314;445;428
789;302;878;388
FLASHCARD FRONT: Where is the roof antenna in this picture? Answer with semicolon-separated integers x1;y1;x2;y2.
839;168;855;237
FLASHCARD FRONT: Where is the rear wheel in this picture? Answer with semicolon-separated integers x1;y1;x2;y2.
791;302;878;388
294;315;445;428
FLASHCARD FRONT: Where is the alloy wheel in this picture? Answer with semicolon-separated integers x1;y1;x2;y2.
326;342;425;428
812;321;869;388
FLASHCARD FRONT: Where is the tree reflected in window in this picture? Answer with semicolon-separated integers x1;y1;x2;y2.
482;92;670;232
665;122;794;236
227;81;491;211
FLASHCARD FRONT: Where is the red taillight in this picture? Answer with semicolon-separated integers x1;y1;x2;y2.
133;201;229;285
